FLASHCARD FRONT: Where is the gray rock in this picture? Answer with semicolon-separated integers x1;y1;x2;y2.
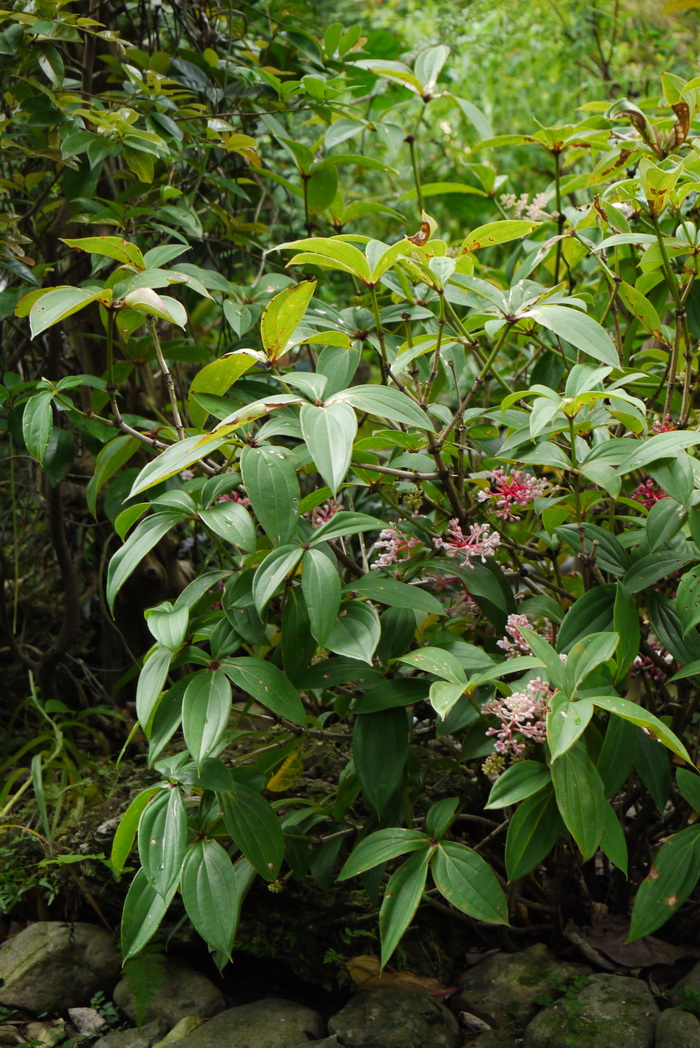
93;1021;167;1048
286;1040;338;1048
656;1008;700;1048
113;958;224;1027
675;962;700;994
522;973;658;1048
166;999;325;1048
455;944;586;1032
328;990;460;1048
470;1033;518;1047
0;922;121;1014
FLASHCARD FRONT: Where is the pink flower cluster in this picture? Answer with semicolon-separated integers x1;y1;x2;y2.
651;416;677;434
477;468;547;520
632;480;668;509
217;490;251;507
498;613;554;657
373;526;422;567
435;519;500;568
631;641;674;684
310;498;342;526
481;677;554;757
500;192;552;222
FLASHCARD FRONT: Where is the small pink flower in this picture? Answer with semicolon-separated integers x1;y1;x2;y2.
217;490;251;507
477;468;547;520
631;641;674;684
373;526;422;567
498;613;554;657
632;480;668;509
481;677;554;757
651;416;677;434
435;519;500;568
309;498;342;527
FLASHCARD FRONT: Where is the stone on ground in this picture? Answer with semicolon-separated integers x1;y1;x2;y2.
165;998;325;1048
454;943;586;1032
655;1007;700;1048
327;989;460;1048
0;922;121;1014
93;1020;168;1048
113;958;224;1027
522;973;658;1048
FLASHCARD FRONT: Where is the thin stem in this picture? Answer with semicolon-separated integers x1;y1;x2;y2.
149;317;185;440
406;135;423;214
553;150;564;285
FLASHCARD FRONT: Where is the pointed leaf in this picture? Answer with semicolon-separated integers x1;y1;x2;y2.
182;669;232;765
547;696;595;761
240;444;300;545
379;848;432;967
137;787;187;896
223;656;306;725
353;707;410;817
301;401;357;494
121;868;177;960
526;304;619;366
302;548;341;646
330;385;434;430
551;742;606;860
486;760;551;809
261;280;316;361
220;783;284;880
397;647;466;684
28;286;113;338
629;825;700;940
107;511;182;611
60;235;146;270
589;693;690;762
181;840;238;956
338;828;430;879
327;601;380;664
199;499;257;553
309;511;383;545
431;841;508;924
505;787;563;880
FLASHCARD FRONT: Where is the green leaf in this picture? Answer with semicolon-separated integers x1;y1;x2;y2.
414;43;450;92
252;545;304;614
199;499;256;553
121;868;177;960
300;401;357;495
338;828;429;879
188;353;256;428
431;841;508;924
180;840;238;957
618;280;666;341
379;848;432;967
60;235;146;270
526;304;619;367
505;788;563;880
629;825;700;940
564;631;619;695
486;760;551;809
240;444;300;545
519;628;567;692
396;647;466;684
551;741;606;860
137;787;187;896
676;566;700;636
326;601;381;664
309;511;383;545
330;385;434;430
276;236;371;282
590;693;691;763
22;391;53;464
110;787;161;873
222;656;306;725
353;707;410;817
460;220;539;254
302;548;341;646
678;768;700;811
28;286;112;338
182;669;232;766
261;280;316;361
635;727;671;811
557;584;617;651
623;551;693;594
136;646;173;728
107;511;182;611
547;696;595;761
617;431;700;473
146;603;189;651
425;798;459;839
129;434;229;498
428;681;466;719
350;574;444;616
597;715;635;797
600;804;628;875
613;584;641;682
220;782;284;881
86;435;140;516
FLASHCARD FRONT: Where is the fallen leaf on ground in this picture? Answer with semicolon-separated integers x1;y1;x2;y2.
344;954;458;997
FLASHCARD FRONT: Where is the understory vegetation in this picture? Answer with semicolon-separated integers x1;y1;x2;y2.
3;0;700;977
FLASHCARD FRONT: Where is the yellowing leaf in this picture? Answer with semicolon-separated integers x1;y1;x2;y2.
266;748;305;792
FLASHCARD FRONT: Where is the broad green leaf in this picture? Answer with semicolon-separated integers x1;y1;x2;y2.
379;848;432;967
60;235;146;270
199;499;256;553
353;678;428;713
635;727;671;811
623;551;693;594
276;236;371;282
220;782;284;880
600;804;628;875
188;352;256;427
22;391;53;464
86;435;140;516
129;434;229;497
414;43;450;93
222;656;306;725
617;431;700;473
676;566;700;636
137;787;187;896
107;510;182;611
629;825;700;940
557;585;617;651
302;548;341;646
121;868;177;960
350;574;443;616
547;696;595;761
618;280;666;341
28;286;113;338
136;645;173;728
252;545;304;614
590;694;690;762
211;394;304;435
613;584;641;682
182;669;232;765
110;787;161;873
240;444;300;545
330;385;434;430
460;220;539;254
596;714;636;797
519;628;567;692
431;841;508;924
678;768;700;811
396;647;466;684
338;828;429;879
145;603;189;651
429;681;466;719
326;601;381;664
551;741;606;860
121;288;187;327
526;304;619;366
309;511;383;545
564;631;619;695
261;279;316;361
353;707;410;817
505;788;563;880
486;761;551;809
300;401;357;494
181;840;238;956
425;798;460;839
